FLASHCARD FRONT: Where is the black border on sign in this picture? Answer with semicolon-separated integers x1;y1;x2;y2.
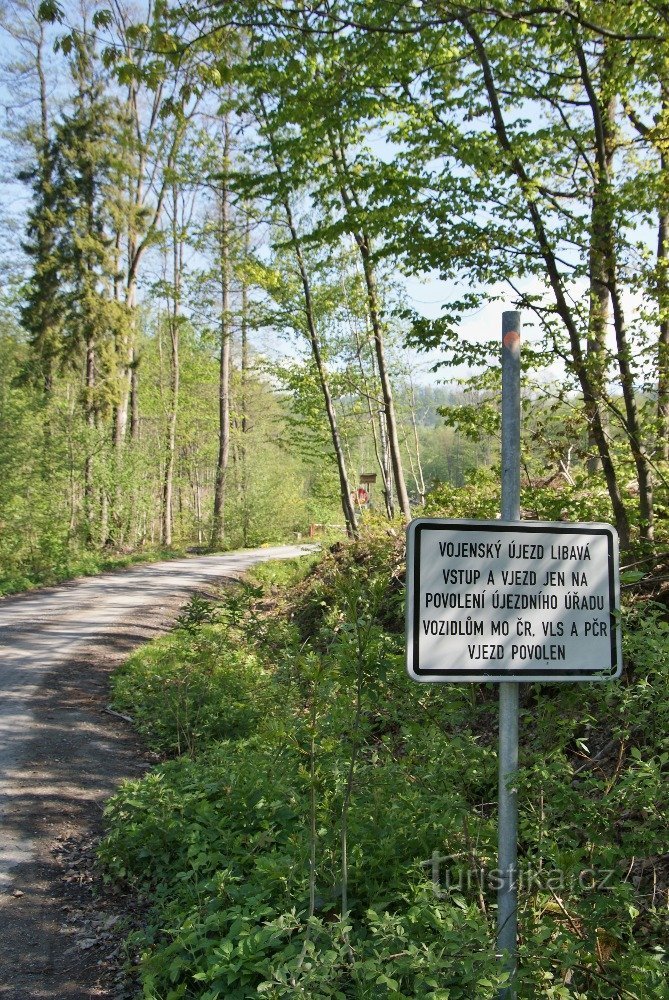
410;521;619;681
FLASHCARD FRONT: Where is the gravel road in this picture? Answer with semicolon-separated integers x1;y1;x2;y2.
0;545;314;998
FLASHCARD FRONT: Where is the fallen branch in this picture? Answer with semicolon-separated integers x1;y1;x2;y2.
103;706;134;724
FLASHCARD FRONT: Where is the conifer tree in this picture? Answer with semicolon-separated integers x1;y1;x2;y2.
23;28;127;540
20;137;62;392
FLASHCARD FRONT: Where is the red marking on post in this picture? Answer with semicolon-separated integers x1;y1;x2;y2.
503;331;520;349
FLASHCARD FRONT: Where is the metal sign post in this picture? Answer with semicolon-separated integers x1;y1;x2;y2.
498;310;521;997
404;311;622;998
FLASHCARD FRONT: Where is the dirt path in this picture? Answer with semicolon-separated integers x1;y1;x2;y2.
0;546;313;998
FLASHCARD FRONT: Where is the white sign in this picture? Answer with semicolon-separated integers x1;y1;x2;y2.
406;519;622;683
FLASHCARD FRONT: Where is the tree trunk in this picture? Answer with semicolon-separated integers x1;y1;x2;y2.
625;82;669;463
464;18;631;549
378;408;394;517
657;153;669;459
211;115;232;549
288;220;358;538
609;280;654;543
129;350;140;440
83;337;96;542
408;377;426;505
116;83;186;448
586;74;615;475
100;488;109;547
240;210;251;547
162;184;181;547
259;103;358;538
351;316;393;515
357;235;411;520
35;19;55;396
326;129;411;520
574;36;654;544
113;268;135;448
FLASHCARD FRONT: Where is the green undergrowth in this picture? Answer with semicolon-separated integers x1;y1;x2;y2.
0;544;189;597
0;529;318;598
101;530;668;999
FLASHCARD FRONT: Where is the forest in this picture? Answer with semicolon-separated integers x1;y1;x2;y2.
2;0;669;587
1;1;668;998
0;0;495;592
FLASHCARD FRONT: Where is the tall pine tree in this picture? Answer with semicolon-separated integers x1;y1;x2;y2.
22;28;128;541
